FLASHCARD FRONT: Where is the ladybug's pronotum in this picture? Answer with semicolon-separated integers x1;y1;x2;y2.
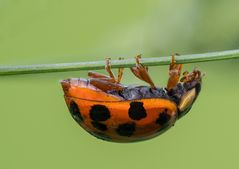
61;55;202;142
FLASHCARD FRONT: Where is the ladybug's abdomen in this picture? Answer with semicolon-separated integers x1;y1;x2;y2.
65;96;178;142
107;86;169;101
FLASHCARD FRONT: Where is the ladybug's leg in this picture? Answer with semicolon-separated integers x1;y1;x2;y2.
130;55;156;89
88;58;117;83
89;58;124;84
167;54;183;90
88;71;115;83
180;68;202;83
116;57;124;83
89;58;125;92
105;57;125;83
105;58;117;83
89;78;124;92
88;71;109;79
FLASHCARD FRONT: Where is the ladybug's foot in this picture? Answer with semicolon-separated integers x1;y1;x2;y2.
130;54;156;89
167;54;183;91
180;68;202;83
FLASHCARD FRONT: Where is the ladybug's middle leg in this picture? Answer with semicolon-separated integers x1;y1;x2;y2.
130;55;156;89
167;54;183;91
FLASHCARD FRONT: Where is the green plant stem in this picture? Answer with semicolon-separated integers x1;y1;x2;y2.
1;49;239;76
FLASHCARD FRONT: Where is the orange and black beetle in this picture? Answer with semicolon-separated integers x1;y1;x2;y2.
61;55;202;142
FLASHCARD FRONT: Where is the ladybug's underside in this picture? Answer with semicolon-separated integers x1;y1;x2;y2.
61;55;203;142
107;82;201;105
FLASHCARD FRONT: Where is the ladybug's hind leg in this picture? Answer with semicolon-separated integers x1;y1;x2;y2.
89;78;124;92
130;55;156;89
167;54;183;91
88;58;125;92
116;57;124;83
88;71;115;83
88;58;124;83
105;58;117;82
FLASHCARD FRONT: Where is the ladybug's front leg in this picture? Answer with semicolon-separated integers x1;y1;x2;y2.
167;54;183;91
130;55;156;89
180;68;202;83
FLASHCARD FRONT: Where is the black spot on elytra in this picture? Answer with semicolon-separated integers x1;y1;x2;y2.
91;121;107;131
90;105;110;121
116;123;135;137
128;102;147;120
156;110;171;126
69;101;83;123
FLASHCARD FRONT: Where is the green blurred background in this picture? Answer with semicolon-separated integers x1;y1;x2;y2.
1;0;239;169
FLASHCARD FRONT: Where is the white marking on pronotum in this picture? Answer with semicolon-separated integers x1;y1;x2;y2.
179;88;196;112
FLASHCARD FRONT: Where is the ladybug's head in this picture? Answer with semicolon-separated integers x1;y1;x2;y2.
168;69;203;118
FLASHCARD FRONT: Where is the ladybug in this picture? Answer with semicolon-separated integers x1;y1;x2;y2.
61;54;203;142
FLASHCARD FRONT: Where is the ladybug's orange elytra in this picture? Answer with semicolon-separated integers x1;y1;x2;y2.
61;54;203;142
